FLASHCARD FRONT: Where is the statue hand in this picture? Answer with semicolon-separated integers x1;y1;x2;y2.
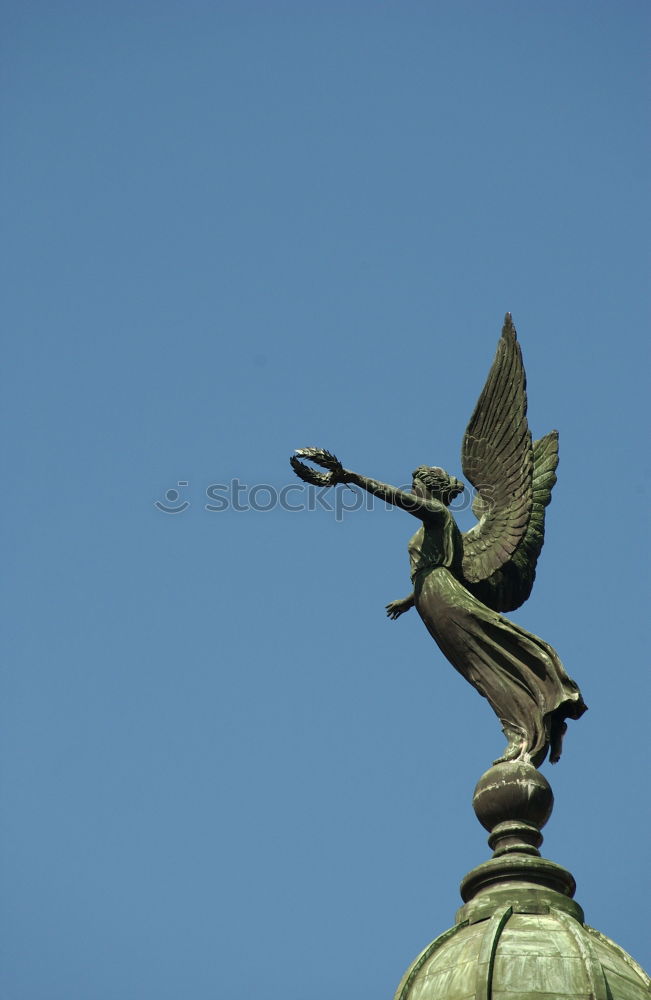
386;599;408;620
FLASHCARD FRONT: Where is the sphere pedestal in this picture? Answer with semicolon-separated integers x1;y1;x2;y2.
458;760;579;923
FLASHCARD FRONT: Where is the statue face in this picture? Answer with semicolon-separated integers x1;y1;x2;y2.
413;475;443;502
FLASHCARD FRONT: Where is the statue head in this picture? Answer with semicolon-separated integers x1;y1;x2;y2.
412;466;464;506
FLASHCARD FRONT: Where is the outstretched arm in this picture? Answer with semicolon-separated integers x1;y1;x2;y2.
290;450;445;520
386;592;415;619
344;470;443;520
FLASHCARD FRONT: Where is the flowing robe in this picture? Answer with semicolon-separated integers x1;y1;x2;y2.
408;502;586;764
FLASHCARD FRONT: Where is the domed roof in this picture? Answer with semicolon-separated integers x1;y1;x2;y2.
395;894;650;1000
394;762;650;1000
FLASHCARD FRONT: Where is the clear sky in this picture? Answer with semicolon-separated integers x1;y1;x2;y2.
2;2;650;997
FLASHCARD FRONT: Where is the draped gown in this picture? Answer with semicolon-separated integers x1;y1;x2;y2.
409;500;586;764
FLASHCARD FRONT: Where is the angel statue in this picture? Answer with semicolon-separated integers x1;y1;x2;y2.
290;315;586;767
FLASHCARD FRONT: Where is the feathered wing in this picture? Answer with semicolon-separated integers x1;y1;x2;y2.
462;430;559;611
461;314;534;585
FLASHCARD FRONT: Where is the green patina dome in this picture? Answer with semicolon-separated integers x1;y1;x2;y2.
394;763;650;1000
395;891;650;1000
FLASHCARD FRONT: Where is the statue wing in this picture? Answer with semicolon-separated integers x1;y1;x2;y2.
462;430;559;611
460;314;534;587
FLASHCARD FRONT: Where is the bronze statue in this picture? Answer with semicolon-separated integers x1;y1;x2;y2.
290;314;586;767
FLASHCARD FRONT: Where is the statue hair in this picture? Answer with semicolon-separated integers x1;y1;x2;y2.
412;465;465;501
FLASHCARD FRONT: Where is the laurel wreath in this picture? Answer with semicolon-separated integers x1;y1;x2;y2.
290;448;346;487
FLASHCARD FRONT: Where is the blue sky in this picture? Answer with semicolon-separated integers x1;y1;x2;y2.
2;2;650;997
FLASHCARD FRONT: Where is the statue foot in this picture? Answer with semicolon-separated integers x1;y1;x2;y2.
493;747;520;765
549;720;568;764
493;729;529;766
